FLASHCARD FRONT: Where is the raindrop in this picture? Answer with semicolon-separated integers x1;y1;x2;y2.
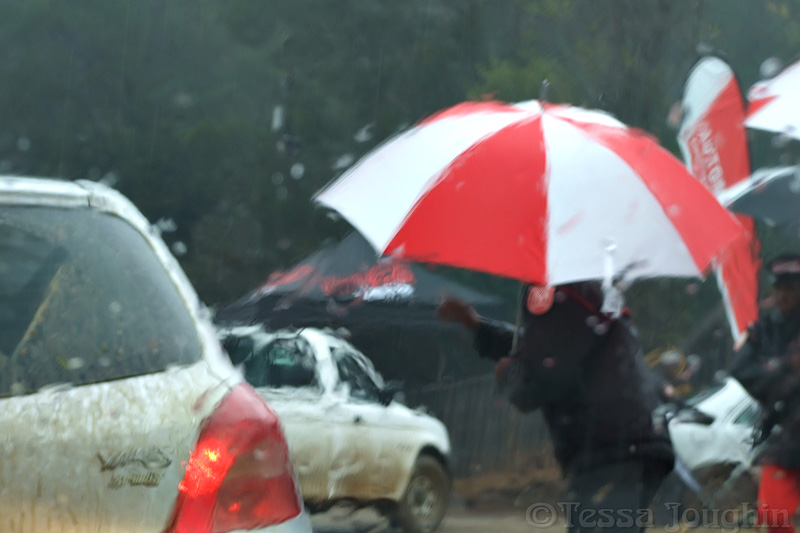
555;291;567;303
772;133;793;149
542;357;555;368
790;175;800;194
272;105;285;132
276;140;286;154
666;102;684;129
326;211;341;222
155;217;178;233
17;137;31;151
109;301;123;314
593;323;608;335
100;171;119;187
276;186;288;201
685;283;699;295
173;92;195;108
172;241;188;256
760;57;783;79
66;358;85;370
353;123;374;143
98;357;111;368
666;205;681;218
585;315;599;328
10;382;25;396
271;172;285;185
775;400;785;412
332;154;355;170
277;238;292;250
290;163;305;180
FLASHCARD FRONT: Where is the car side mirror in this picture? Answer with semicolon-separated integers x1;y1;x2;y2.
379;380;405;406
221;334;254;366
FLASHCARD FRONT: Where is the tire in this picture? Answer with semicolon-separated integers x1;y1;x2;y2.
393;454;451;533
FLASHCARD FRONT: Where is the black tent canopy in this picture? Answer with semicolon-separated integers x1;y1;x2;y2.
215;232;507;386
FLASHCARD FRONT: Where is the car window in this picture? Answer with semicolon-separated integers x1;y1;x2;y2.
0;206;202;397
733;403;761;426
684;382;727;408
244;337;319;389
330;346;381;403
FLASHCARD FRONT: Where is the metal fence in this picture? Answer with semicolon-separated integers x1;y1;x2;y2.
406;373;556;479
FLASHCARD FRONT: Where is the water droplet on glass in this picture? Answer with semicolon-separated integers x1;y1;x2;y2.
772;133;792;149
109;301;123;314
66;358;85;370
353;123;374;143
271;172;284;185
760;56;783;79
16;137;31;151
272;105;285;132
593;323;608;335
277;238;292;250
173;92;195;108
685;283;699;295
790;175;800;194
172;241;188;256
666;205;681;217
98;357;111;368
276;186;288;201
10;382;25;396
100;171;119;187
332;154;355;170
585;315;599;327
290;163;305;180
542;357;555;368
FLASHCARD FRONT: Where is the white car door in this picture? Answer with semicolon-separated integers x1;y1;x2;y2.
325;345;410;501
245;336;334;503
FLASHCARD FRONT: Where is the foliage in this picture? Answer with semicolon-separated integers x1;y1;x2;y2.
1;0;799;382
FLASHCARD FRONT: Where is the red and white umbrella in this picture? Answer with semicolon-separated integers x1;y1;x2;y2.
315;100;744;287
745;59;800;139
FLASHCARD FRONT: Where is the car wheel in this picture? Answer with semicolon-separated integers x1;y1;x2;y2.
394;454;450;533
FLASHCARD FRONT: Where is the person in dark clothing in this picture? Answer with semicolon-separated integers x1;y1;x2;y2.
730;253;800;533
438;281;674;533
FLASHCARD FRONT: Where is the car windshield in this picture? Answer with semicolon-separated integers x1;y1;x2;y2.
0;206;201;397
9;2;800;528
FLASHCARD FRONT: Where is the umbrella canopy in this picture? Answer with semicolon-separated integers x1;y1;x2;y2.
315;99;744;286
215;231;505;329
720;165;800;225
745;59;800;139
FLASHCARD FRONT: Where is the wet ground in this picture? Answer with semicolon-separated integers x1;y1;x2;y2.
311;506;760;533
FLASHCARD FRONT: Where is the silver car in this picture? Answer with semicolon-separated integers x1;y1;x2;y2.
0;177;312;533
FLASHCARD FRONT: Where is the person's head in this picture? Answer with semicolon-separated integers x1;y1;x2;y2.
768;254;800;317
658;349;685;380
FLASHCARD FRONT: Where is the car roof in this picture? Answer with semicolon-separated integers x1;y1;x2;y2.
691;377;755;420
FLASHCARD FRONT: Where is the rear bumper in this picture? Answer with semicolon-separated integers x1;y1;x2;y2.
241;510;313;533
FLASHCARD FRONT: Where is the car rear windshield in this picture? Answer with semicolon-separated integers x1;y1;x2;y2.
0;205;201;397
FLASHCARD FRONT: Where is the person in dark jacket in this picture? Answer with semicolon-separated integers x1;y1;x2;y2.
438;281;674;533
730;253;800;533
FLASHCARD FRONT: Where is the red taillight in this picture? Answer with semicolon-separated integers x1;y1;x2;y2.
167;384;302;533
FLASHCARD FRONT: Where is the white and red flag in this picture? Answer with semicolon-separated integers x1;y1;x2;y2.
677;55;761;346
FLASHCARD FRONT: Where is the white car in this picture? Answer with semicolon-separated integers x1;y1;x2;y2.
218;325;453;533
668;376;761;472
0;177;311;533
665;377;761;509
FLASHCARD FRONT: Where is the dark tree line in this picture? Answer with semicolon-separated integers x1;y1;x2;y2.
2;0;800;374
